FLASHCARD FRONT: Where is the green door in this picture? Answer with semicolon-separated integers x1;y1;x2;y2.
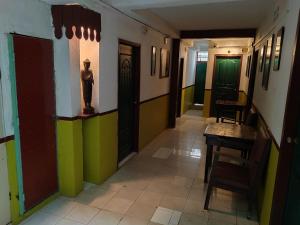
284;119;300;225
118;44;134;162
211;56;241;116
194;62;207;104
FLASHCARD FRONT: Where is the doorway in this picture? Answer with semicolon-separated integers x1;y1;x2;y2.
118;40;140;163
194;62;207;104
210;55;242;116
13;35;58;210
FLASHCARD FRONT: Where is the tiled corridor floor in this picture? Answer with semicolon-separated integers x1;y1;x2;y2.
20;111;258;225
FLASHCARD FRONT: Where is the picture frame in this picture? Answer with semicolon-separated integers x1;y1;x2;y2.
262;34;275;90
259;45;266;72
160;48;170;78
246;55;252;77
273;27;285;71
151;46;157;76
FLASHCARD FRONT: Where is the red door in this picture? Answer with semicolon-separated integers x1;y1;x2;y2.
13;35;58;210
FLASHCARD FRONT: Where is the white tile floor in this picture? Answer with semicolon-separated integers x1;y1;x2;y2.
20;111;259;225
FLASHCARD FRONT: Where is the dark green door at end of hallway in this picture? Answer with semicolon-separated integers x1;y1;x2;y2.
194;62;207;104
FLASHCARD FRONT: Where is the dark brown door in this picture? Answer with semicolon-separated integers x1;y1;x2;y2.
118;41;140;162
13;35;57;210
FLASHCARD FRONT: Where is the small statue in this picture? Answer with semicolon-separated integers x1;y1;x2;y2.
81;59;95;114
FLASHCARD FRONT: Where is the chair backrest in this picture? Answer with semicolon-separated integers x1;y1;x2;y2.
244;108;258;127
248;126;271;188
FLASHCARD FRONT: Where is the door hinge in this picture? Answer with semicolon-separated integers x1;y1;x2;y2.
9;192;11;200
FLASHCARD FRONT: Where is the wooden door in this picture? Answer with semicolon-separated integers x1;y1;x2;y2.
194;62;207;104
13;35;57;210
0;144;10;225
211;56;241;116
118;42;140;162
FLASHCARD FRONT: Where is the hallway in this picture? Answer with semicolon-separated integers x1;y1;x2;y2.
20;112;257;225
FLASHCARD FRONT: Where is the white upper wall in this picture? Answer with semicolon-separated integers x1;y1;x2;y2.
0;0;173;134
253;0;299;144
0;0;52;136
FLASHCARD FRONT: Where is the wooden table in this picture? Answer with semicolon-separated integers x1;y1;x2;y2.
203;123;256;183
216;100;246;124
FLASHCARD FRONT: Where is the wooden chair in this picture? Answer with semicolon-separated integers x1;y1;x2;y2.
244;108;258;127
204;127;271;218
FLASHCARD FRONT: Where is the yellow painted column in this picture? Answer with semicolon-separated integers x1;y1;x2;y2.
57;119;83;197
83;112;118;184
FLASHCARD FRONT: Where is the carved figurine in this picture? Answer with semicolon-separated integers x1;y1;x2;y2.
81;59;95;114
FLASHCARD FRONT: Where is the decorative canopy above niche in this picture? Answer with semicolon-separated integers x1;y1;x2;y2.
51;5;101;42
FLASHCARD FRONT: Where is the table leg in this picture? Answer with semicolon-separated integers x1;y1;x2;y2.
239;109;243;124
205;144;213;183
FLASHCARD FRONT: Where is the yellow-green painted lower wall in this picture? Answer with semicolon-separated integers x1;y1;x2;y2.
83;112;118;184
57;119;83;197
203;89;212;117
5;140;20;224
258;142;279;225
256;116;279;225
203;90;247;118
139;95;169;149
181;86;195;115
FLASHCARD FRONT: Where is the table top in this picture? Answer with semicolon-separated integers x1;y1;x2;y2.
204;123;256;141
215;99;246;107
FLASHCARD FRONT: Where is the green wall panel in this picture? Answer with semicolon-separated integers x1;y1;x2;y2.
57;119;83;197
139;95;169;149
83;112;118;184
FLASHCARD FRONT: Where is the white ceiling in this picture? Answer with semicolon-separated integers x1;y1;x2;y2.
102;0;274;31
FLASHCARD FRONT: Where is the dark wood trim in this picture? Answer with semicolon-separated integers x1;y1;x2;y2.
140;93;170;105
252;104;280;150
118;39;141;157
169;39;180;128
270;10;300;225
180;29;256;39
0;135;15;144
118;39;141;48
210;54;243;117
177;58;185;117
182;84;195;90
205;88;212;91
56;109;118;121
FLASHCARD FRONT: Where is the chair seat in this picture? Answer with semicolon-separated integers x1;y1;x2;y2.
212;161;250;191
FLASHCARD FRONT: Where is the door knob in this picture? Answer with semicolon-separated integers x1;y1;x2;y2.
287;137;293;144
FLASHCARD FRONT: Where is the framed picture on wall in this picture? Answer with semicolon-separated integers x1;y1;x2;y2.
151;46;157;76
259;45;266;72
262;34;275;90
246;55;252;77
160;48;170;78
273;27;285;71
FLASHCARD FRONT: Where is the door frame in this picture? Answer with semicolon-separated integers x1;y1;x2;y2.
176;58;184;117
210;54;243;116
270;10;300;225
118;39;141;161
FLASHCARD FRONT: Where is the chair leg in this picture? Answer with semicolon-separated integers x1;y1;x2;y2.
204;184;213;210
247;194;254;219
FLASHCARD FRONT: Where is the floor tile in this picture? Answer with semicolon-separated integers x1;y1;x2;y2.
41;198;78;217
20;212;61;225
56;218;84;225
153;148;173;159
151;207;173;225
65;204;99;224
179;213;208;225
114;187;143;201
159;196;187;211
103;197;134;214
119;215;149;225
136;191;163;207
88;210;122;225
126;201;157;220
